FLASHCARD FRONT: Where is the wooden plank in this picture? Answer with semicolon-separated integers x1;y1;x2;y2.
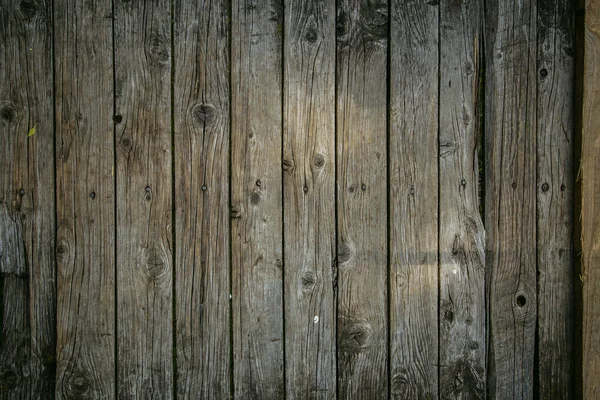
336;0;388;398
388;0;438;398
54;0;116;397
484;0;537;397
173;0;231;397
0;1;56;397
582;0;600;396
439;0;486;397
283;0;336;398
231;1;284;398
114;0;173;397
536;0;575;396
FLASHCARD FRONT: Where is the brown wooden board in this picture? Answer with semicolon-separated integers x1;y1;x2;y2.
484;0;538;397
283;0;336;398
336;0;388;398
0;0;56;397
439;0;486;397
231;0;285;398
537;0;575;396
173;0;231;397
582;0;600;396
389;0;439;397
54;0;116;397
114;0;173;397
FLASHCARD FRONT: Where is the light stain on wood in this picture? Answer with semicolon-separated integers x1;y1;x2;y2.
284;0;336;399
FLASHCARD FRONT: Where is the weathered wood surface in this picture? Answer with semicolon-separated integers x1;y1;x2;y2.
582;0;600;396
231;0;284;398
537;0;575;396
0;0;56;398
336;0;388;398
484;0;538;397
173;0;231;398
54;0;116;397
283;0;336;399
439;0;486;397
114;0;173;397
389;0;438;398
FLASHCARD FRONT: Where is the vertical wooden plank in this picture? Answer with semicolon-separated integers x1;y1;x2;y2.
283;0;336;398
388;0;438;398
114;0;173;397
231;0;284;398
484;0;537;397
439;0;486;397
537;0;575;396
54;0;116;397
0;0;56;397
173;0;230;397
336;0;388;398
582;0;600;396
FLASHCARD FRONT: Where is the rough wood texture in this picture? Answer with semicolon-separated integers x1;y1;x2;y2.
173;0;231;397
582;0;600;396
439;0;486;397
283;0;336;398
54;0;116;397
389;0;438;398
0;0;56;397
537;0;575;396
114;0;173;397
231;1;284;398
336;0;388;398
484;0;538;397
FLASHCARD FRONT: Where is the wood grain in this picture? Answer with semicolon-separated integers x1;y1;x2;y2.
336;0;388;398
283;0;336;398
484;0;538;397
0;0;56;397
114;0;173;397
173;0;231;397
389;0;438;397
54;0;116;397
439;0;485;397
582;0;600;396
231;0;284;398
537;0;575;396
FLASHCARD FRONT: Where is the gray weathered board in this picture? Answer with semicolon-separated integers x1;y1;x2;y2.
0;0;580;398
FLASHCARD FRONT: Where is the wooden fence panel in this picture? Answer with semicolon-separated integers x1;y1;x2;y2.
231;1;285;398
283;1;336;399
0;0;56;397
537;0;575;396
336;1;388;398
439;0;486;397
54;0;116;397
389;0;439;398
484;0;538;397
582;0;600;396
173;0;231;398
114;0;173;397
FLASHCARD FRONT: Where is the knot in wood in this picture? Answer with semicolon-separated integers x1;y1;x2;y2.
250;191;262;205
340;320;371;354
304;26;318;44
283;158;295;172
144;246;167;278
89;191;96;199
312;153;325;168
540;68;548;78
19;1;38;21
64;371;91;398
192;104;216;124
541;182;549;192
444;309;454;323
301;271;316;289
113;114;123;124
121;137;132;149
149;32;170;64
359;2;388;43
338;242;352;264
1;369;19;390
0;104;17;122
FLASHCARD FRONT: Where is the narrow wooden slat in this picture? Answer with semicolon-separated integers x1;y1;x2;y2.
582;0;600;396
336;0;388;398
114;0;173;397
283;0;336;398
389;0;438;397
0;1;56;397
173;0;231;397
439;0;486;397
537;0;575;396
484;0;537;397
54;0;115;397
231;1;284;397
